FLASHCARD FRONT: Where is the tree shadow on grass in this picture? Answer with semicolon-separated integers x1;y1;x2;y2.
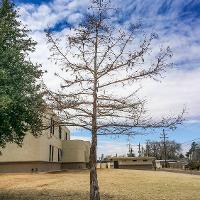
0;189;131;200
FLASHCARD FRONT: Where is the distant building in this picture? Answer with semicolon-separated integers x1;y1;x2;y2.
108;156;155;170
155;159;188;169
155;160;176;169
0;111;90;173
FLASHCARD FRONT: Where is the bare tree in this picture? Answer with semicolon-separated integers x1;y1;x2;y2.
45;0;183;199
144;140;182;160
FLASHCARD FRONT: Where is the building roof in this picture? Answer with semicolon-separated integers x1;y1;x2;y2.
110;156;155;161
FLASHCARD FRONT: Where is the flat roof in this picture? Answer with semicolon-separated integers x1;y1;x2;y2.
110;157;155;160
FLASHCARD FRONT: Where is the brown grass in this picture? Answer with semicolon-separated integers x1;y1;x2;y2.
0;169;200;200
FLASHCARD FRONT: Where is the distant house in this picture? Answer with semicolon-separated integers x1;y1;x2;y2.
0;110;90;173
108;156;155;170
155;160;176;169
155;160;188;169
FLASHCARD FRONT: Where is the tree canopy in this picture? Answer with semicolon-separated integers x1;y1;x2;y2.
0;0;44;148
145;140;182;160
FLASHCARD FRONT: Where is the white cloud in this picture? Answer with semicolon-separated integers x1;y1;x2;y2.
17;0;89;31
70;135;91;141
139;67;200;120
67;12;83;24
97;139;146;158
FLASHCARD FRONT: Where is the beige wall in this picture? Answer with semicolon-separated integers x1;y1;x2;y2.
0;134;40;162
0;111;91;172
0;113;70;163
0;133;64;162
62;140;90;163
0;162;61;173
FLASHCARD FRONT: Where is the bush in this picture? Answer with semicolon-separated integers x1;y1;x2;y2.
187;161;200;170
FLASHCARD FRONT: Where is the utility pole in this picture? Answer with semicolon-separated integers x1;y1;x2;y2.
160;129;168;168
128;135;131;154
127;134;135;157
138;142;141;157
130;148;133;156
146;140;150;157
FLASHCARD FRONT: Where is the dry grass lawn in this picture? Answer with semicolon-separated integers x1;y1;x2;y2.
0;169;200;200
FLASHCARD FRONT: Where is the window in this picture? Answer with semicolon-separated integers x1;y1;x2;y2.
133;160;137;162
50;118;55;135
49;145;55;162
59;125;62;139
143;159;148;162
52;146;54;161
58;149;59;162
50;118;53;133
49;145;52;162
58;148;62;162
52;120;55;135
60;149;63;159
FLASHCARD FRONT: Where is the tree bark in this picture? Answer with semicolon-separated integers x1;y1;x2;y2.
90;23;100;200
90;131;100;200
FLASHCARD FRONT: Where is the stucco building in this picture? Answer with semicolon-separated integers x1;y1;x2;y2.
108;156;155;170
0;111;90;173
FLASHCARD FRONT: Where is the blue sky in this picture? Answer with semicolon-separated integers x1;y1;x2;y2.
14;0;200;156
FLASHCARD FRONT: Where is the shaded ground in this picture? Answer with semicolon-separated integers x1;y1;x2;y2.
0;169;200;200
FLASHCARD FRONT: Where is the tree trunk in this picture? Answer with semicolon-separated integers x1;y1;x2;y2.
90;131;100;200
90;21;100;200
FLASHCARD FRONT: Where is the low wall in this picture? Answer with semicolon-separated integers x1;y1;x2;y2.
118;164;153;170
61;162;88;169
0;162;61;173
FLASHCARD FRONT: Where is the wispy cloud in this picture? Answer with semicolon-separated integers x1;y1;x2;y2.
17;0;89;31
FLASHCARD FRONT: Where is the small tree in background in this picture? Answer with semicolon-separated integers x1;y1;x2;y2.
46;0;183;199
145;140;182;160
186;142;200;161
0;0;44;148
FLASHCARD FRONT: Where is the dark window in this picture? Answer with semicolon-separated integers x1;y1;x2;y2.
58;149;62;162
143;159;148;162
58;149;60;162
60;149;63;159
50;118;55;135
52;146;54;161
50;118;53;133
133;160;137;162
59;126;62;139
114;161;119;168
52;120;55;135
49;145;52;162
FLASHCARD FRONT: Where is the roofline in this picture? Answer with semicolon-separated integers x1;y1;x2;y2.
110;156;155;160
